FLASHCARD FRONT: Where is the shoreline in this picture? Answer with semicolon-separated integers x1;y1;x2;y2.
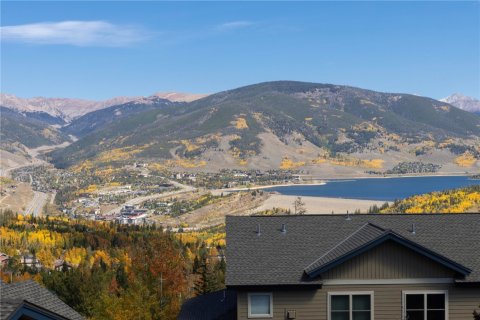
252;194;389;215
212;181;327;194
312;172;473;181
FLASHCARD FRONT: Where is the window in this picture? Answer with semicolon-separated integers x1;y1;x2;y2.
248;293;273;318
403;291;448;320
328;292;373;320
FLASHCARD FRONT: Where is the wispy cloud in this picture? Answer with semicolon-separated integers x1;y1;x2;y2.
216;20;255;31
0;21;150;47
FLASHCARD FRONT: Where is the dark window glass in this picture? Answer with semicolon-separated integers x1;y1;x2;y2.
331;312;349;320
427;310;445;320
406;310;424;320
353;295;370;310
427;294;445;310
331;294;372;320
406;294;424;310
331;295;349;311
353;311;371;320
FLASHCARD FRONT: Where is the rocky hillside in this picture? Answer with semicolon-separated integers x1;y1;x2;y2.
49;81;480;171
62;97;182;139
0;107;70;148
0;93;138;123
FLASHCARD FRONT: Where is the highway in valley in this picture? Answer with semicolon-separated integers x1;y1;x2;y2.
24;191;48;217
105;179;197;215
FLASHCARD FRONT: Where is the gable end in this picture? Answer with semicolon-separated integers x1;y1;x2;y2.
305;232;471;279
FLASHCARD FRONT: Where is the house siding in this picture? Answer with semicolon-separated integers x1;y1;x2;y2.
237;284;480;320
236;241;478;319
322;240;456;279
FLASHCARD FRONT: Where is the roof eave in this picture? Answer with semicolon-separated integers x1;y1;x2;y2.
226;283;323;290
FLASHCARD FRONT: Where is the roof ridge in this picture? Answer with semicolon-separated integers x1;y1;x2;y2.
247;212;480;217
304;222;387;272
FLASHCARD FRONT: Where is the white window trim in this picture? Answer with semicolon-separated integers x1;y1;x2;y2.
402;290;449;320
327;291;374;320
248;292;273;318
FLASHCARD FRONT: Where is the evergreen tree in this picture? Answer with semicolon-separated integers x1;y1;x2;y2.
193;255;200;274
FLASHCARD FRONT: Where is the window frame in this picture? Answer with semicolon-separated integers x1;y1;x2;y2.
402;290;449;320
327;291;374;320
248;292;273;318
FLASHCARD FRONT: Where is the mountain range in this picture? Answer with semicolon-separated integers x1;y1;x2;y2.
0;92;207;149
1;82;479;173
41;81;480;172
0;92;208;123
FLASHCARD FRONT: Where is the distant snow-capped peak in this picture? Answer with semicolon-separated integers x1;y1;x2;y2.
440;93;480;114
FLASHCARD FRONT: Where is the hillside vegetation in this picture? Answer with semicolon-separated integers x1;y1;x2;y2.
48;81;480;170
377;185;480;213
62;98;181;138
0;212;226;319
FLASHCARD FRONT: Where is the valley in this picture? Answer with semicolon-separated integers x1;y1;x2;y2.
1;81;479;231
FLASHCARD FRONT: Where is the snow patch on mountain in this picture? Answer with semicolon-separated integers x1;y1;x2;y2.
440;93;480;114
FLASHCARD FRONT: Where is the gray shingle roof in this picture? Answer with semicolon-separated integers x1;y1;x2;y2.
178;290;237;320
226;214;480;286
0;280;84;320
304;223;388;275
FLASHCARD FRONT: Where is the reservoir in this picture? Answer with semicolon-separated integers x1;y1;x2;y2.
263;175;480;201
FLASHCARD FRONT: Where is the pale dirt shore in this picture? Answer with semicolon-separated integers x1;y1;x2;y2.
252;194;390;214
210;181;326;196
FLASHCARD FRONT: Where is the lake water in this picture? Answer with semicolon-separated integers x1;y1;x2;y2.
263;176;480;201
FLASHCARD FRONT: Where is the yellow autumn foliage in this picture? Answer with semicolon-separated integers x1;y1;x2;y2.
234;117;249;129
0;227;64;253
148;162;168;171
64;247;87;266
352;122;379;132
455;152;477;167
90;250;115;266
311;156;384;169
77;184;98;195
96;146;144;163
176;229;226;247
279;157;305;169
72;160;95;173
362;159;385;169
180;140;200;152
382;186;480;213
169;159;207;168
436;105;450;112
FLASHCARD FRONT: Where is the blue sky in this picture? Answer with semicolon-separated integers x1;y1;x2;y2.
1;1;479;100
